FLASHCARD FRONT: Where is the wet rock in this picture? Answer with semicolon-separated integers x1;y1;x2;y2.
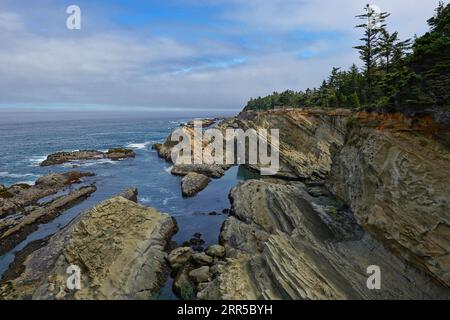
222;208;230;215
168;247;193;270
192;253;213;266
181;173;210;197
0;185;97;256
117;188;138;203
205;245;225;258
189;237;205;247
173;268;196;300
0;194;177;300
189;266;211;283
40;149;135;167
172;164;226;178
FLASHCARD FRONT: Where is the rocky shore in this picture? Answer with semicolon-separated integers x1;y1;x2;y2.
0;172;96;256
0;188;177;300
156;109;449;299
40;149;135;167
0;109;448;300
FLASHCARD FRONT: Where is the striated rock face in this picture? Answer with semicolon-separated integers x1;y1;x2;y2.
0;194;177;300
172;164;227;178
329;113;450;286
199;180;448;300
235;109;351;180
40;149;135;167
181;173;210;197
0;185;97;256
0;172;94;217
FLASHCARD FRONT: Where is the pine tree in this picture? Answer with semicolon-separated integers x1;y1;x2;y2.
354;4;390;104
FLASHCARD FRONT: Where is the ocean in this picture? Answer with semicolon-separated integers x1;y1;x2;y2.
0;109;250;299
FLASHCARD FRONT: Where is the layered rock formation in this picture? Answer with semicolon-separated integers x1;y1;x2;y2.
40;149;135;167
329;113;450;286
196;109;449;300
0;190;177;300
198;180;448;300
0;172;97;255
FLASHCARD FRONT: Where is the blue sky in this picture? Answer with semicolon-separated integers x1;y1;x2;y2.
0;0;444;110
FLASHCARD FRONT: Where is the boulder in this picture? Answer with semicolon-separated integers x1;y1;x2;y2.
205;245;225;259
173;268;196;300
188;266;211;284
181;173;210;197
117;188;138;203
192;253;213;266
168;247;193;270
0;195;177;300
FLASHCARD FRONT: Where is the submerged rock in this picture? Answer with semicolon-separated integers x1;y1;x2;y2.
181;173;210;197
0;194;177;300
40;149;135;167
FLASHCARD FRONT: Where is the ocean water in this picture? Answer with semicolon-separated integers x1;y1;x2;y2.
0;110;249;299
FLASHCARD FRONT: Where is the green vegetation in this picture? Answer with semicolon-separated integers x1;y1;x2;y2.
245;2;450;113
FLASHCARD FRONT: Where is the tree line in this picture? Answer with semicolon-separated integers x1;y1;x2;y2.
245;2;450;112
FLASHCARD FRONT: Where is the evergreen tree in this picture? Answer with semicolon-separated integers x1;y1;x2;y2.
354;4;390;104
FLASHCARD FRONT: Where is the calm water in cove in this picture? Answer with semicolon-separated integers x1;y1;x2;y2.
0;110;251;299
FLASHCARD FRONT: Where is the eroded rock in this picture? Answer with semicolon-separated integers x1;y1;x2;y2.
181;173;210;197
0;194;177;300
40;149;135;167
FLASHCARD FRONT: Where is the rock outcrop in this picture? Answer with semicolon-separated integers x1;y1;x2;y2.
0;193;178;300
172;164;227;178
198;180;448;300
181;173;210;197
0;172;96;256
40;149;135;167
235;108;351;180
329;112;450;286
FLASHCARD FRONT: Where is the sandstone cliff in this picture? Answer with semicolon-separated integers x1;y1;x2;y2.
198;109;449;300
0;191;177;300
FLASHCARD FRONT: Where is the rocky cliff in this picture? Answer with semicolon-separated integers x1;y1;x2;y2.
197;109;450;300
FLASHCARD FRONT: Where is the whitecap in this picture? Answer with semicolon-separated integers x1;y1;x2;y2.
28;155;47;167
0;172;39;179
164;166;173;174
139;197;152;204
125;141;153;150
15;180;36;186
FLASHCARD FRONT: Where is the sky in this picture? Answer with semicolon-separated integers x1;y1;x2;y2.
0;0;445;111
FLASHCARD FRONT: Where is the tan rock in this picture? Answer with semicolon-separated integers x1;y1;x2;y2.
168;247;193;270
329;113;450;286
181;173;210;197
0;195;177;300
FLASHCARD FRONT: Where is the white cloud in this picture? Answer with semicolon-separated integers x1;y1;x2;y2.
0;0;445;110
